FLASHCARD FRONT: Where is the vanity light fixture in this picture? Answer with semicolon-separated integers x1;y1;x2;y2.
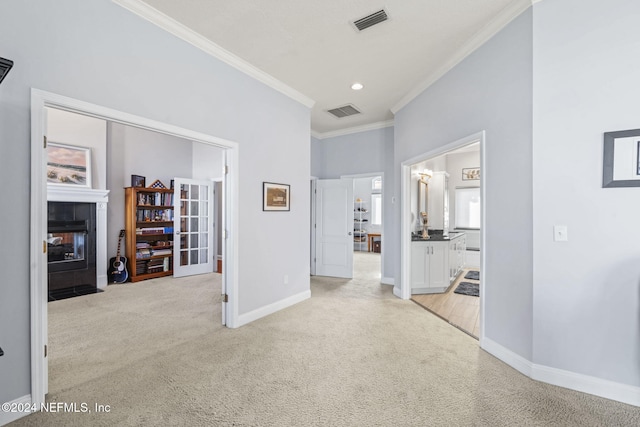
351;82;364;90
418;169;433;181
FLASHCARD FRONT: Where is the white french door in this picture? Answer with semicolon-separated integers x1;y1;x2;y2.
173;178;214;277
314;178;354;278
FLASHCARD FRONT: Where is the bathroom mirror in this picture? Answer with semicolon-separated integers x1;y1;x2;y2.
418;177;428;223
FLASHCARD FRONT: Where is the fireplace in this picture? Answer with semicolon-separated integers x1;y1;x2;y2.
47;202;97;300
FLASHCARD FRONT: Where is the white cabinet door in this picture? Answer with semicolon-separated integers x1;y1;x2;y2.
429;243;448;290
411;241;449;294
410;242;429;289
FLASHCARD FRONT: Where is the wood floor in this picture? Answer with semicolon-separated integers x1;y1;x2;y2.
411;268;480;338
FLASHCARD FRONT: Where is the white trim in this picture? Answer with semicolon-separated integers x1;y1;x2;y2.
236;290;311;327
481;337;532;377
392;285;401;298
381;277;395;286
391;0;532;114
0;394;32;426
47;187;109;203
482;337;640;407
532;363;640;407
111;0;314;109
312;120;394;140
30;88;240;406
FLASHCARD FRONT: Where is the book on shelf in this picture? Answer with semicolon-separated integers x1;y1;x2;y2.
138;227;166;235
136;248;151;259
151;249;172;256
137;191;174;207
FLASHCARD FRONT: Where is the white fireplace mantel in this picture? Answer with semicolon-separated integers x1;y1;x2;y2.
47;186;110;289
47;187;109;203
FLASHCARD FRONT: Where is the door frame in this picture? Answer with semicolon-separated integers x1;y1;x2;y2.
30;88;240;407
399;131;486;341
340;172;386;280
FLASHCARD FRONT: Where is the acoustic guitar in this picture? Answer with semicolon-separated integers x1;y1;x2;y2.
108;229;129;283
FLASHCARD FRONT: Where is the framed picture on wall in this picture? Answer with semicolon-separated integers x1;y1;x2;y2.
462;167;480;181
603;128;640;187
47;142;92;188
131;174;146;188
263;182;290;211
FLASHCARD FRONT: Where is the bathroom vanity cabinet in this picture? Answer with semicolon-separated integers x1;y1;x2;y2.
411;233;466;294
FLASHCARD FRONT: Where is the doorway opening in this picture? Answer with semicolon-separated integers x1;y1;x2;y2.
400;131;486;341
30;89;240;408
349;173;384;282
311;173;386;284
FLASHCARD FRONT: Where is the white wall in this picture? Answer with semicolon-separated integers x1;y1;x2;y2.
0;0;310;406
532;0;640;388
46;108;107;189
394;9;534;361
192;142;223;181
106;123;194;258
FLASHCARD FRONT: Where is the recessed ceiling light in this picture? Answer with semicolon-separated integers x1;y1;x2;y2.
351;82;364;90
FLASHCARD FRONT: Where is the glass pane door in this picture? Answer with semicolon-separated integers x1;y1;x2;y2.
173;178;214;277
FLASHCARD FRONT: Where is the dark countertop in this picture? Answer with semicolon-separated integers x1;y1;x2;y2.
411;232;464;242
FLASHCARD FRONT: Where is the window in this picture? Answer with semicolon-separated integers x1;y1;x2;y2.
371;194;382;225
372;176;382;192
455;187;480;229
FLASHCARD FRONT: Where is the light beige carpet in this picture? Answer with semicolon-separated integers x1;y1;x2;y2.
10;252;640;426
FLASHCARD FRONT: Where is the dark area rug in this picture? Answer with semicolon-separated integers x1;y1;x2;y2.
464;270;480;281
454;282;479;297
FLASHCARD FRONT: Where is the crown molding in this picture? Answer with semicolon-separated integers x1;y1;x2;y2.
112;0;315;109
312;120;394;140
391;0;532;114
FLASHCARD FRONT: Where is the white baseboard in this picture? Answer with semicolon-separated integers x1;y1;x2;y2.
532;362;640;407
236;290;311;327
0;394;31;426
481;337;640;407
381;276;395;286
481;337;532;377
97;275;108;290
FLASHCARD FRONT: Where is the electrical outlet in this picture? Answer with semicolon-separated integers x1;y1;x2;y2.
284;274;289;285
554;225;568;242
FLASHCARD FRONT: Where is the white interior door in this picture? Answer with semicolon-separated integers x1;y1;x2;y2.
173;178;214;277
315;178;354;278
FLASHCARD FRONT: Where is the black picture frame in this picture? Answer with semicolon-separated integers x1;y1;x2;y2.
602;128;640;187
131;174;146;188
637;141;640;176
263;182;290;211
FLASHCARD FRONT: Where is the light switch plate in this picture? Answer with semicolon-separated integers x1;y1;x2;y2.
554;225;568;242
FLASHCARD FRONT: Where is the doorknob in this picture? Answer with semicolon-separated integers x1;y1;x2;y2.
348;232;352;235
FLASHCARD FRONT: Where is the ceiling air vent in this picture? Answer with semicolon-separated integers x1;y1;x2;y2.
352;9;388;31
327;104;361;118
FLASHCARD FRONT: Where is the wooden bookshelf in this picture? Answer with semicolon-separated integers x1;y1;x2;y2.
124;187;175;282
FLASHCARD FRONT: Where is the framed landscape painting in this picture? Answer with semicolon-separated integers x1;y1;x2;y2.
263;182;290;211
47;142;92;188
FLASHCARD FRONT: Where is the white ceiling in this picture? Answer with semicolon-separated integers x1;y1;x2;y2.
137;0;529;137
